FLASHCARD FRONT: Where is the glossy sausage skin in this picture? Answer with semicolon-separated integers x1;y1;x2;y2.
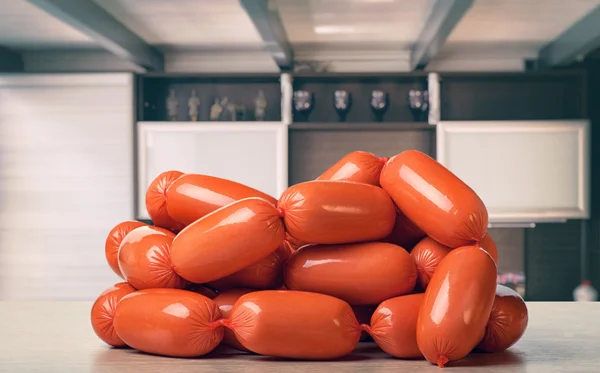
278;181;396;245
380;150;488;248
118;226;187;290
369;293;424;359
285;232;310;251
417;245;497;367
208;245;287;291
285;242;417;305
213;289;254;351
113;289;224;357
411;236;452;291
90;282;136;347
171;198;285;284
384;210;426;251
317;151;387;186
145;170;185;232
229;290;361;359
166;174;277;227
477;285;528;352
481;232;499;265
104;221;147;279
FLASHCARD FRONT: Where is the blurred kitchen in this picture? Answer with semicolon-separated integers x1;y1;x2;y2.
0;0;598;302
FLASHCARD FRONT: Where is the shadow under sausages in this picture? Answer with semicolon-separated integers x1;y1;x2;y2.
254;354;372;362
448;350;525;368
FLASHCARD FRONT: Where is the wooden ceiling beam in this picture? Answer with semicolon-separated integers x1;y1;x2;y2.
538;5;600;67
26;0;163;71
410;0;474;70
240;0;294;71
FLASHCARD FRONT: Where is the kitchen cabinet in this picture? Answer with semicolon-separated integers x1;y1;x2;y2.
436;120;590;224
136;121;287;220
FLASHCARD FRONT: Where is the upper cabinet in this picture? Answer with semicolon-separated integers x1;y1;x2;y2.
435;71;589;224
137;74;283;122
134;74;289;220
437;120;590;223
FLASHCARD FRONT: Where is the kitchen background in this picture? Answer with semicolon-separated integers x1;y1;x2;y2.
0;0;598;302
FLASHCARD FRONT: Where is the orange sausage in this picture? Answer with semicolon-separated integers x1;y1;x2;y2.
185;284;218;299
285;232;310;251
171;197;285;284
229;290;361;359
113;289;224;357
481;232;499;265
207;245;287;291
278;181;396;244
411;237;452;291
380;150;488;248
118;226;187;290
369;293;424;358
317;151;387;186
384;210;426;251
285;242;417;305
417;245;497;367
477;285;528;352
166;174;277;226
145;170;185;232
90;282;136;347
213;289;254;351
352;305;376;341
104;220;147;279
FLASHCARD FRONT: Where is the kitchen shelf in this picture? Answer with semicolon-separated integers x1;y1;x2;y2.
289;122;434;131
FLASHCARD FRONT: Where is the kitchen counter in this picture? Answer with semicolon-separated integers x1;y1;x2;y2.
0;301;597;372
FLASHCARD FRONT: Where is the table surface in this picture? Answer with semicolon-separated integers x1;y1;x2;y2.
0;301;597;373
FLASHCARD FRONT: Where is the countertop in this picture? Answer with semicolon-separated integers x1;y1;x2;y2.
0;301;597;373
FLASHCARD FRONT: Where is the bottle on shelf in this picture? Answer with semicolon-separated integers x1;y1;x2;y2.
573;280;598;302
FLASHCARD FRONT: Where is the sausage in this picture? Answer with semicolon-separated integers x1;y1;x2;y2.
481;232;499;264
213;289;254;351
352;305;376;341
145;170;185;232
368;293;424;358
185;284;218;299
171;197;285;284
166;174;277;226
417;245;497;367
410;236;452;291
113;289;224;357
317;151;387;186
228;290;361;359
90;282;136;347
380;150;488;248
384;210;426;251
477;285;528;352
104;221;147;279
207;245;288;291
285;242;417;305
285;232;310;251
118;226;187;290
278;181;396;244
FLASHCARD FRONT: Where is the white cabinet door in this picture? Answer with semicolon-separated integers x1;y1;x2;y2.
137;121;288;220
0;73;134;300
437;120;590;223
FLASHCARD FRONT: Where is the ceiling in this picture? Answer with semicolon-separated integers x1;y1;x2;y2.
1;0;600;72
276;0;434;45
94;0;265;50
440;0;600;56
0;0;93;49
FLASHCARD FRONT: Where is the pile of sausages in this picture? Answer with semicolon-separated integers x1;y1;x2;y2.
91;150;528;367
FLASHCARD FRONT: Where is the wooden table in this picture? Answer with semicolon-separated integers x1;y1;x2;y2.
0;301;597;372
